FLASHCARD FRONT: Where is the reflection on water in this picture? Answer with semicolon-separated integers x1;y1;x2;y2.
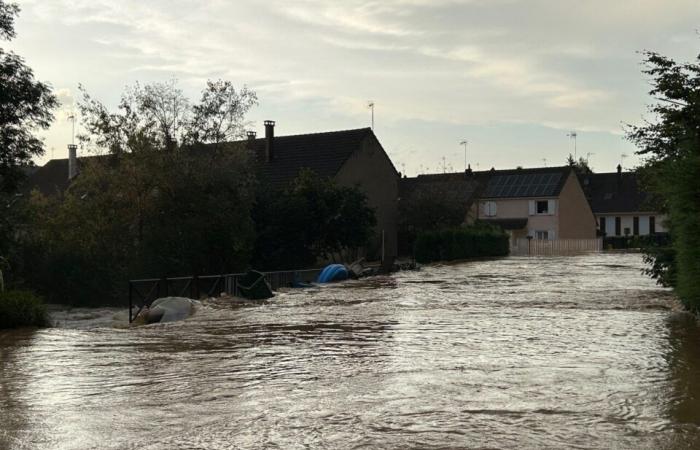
1;254;699;449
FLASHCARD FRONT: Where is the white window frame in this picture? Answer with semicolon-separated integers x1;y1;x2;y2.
535;230;549;240
483;201;497;217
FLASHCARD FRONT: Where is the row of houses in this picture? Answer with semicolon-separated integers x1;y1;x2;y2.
24;124;664;265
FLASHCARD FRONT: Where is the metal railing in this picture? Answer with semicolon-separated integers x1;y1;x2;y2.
128;268;322;323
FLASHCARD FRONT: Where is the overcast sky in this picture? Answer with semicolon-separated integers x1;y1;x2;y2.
7;0;700;174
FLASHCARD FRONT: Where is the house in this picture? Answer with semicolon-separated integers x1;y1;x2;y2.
245;121;399;264
471;166;597;245
399;165;598;250
584;165;666;237
24;121;400;265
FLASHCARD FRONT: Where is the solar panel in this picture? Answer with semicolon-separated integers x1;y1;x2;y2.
483;171;564;198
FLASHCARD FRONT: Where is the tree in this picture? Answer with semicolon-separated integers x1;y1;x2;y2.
0;1;58;194
566;153;592;175
253;169;377;270
78;79;257;155
20;80;258;305
627;50;700;311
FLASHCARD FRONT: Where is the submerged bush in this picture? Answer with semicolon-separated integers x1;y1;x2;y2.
0;290;49;329
414;224;509;263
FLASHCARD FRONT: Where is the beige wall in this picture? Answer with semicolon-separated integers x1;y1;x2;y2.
335;134;399;263
471;171;596;239
558;172;597;239
480;197;559;235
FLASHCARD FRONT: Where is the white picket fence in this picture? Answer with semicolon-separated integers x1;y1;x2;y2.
511;238;602;256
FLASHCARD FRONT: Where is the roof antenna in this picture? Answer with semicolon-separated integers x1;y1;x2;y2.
567;131;577;159
586;152;594;165
460;140;468;171
367;101;375;130
68;113;76;145
542;158;548;167
620;153;628;169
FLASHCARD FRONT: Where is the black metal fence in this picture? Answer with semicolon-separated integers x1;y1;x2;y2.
128;268;322;323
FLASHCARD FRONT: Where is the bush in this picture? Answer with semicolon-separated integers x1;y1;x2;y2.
414;224;509;263
0;290;49;329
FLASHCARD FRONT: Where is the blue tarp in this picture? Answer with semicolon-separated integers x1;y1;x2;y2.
317;264;349;283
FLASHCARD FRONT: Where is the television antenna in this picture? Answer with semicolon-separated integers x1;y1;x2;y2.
620;153;628;168
442;156;447;173
367;101;375;130
542;158;548;167
460;140;468;171
567;131;577;159
586;152;595;165
68;113;76;145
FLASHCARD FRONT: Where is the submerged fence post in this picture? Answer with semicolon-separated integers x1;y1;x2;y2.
128;282;133;323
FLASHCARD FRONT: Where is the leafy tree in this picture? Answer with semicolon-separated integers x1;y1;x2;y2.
627;51;700;310
253;169;376;270
0;1;58;194
21;80;258;305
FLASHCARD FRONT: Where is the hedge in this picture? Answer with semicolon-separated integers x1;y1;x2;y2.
414;225;509;263
0;290;49;329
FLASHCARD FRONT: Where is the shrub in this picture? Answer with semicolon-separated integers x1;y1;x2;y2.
0;290;49;329
414;224;509;263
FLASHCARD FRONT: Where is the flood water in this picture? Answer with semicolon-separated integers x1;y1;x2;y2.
2;253;700;449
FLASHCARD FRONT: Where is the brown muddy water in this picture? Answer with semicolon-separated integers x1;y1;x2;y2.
1;253;700;449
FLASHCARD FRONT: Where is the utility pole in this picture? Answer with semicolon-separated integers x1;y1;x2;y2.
460;140;468;171
367;101;375;130
567;131;577;160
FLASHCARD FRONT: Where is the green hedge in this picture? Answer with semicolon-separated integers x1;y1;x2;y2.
0;290;49;329
414;225;509;263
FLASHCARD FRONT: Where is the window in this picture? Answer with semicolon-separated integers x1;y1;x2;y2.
633;217;639;236
600;217;606;235
615;217;621;236
483;201;497;217
536;200;549;214
624;227;631;236
535;230;549;240
650;216;656;234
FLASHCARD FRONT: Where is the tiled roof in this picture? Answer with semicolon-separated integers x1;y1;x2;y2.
250;128;377;185
585;171;653;214
23;128;380;194
400;172;482;208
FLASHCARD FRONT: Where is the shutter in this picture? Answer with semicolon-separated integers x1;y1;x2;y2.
528;200;535;215
548;199;556;215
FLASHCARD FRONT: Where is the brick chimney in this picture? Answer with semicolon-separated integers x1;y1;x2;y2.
68;144;78;180
246;131;257;141
264;120;275;162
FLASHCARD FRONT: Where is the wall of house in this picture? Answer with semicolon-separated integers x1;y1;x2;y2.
558;172;597;239
478;197;559;238
596;214;668;236
334;133;399;265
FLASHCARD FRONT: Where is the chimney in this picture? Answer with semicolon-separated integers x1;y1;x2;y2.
264;120;275;162
246;131;257;141
616;164;622;189
68;144;78;180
